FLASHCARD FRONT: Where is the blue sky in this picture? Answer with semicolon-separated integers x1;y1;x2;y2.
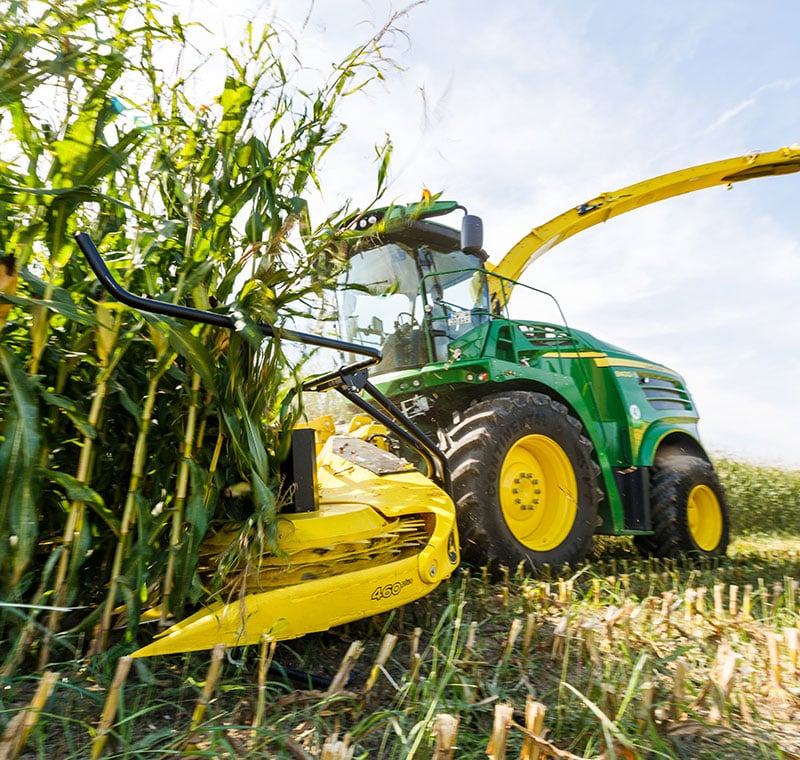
179;0;800;467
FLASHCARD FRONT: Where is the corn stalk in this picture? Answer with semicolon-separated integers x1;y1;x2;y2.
96;342;177;651
1;0;405;663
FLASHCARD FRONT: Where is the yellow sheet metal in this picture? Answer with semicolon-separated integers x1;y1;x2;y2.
132;441;458;657
491;145;800;302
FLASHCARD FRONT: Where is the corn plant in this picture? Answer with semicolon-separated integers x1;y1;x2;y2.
0;0;397;666
715;457;800;536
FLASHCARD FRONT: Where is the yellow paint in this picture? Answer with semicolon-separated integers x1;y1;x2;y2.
499;434;578;552
345;415;392;450
592;356;669;372
629;423;645;457
687;483;724;551
540;350;672;375
132;438;457;657
297;415;337;451
490;146;800;303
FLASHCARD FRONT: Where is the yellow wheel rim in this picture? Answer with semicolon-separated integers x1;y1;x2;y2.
499;435;578;552
687;483;723;551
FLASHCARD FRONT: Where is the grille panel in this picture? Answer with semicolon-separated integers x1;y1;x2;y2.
518;323;575;349
638;372;694;412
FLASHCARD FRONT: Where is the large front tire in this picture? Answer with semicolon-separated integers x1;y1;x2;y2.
445;391;600;571
638;455;730;558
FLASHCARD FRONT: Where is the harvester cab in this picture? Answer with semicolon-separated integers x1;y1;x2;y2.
75;233;459;657
340;202;490;373
334;146;800;573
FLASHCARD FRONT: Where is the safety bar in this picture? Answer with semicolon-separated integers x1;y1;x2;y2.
74;232;451;492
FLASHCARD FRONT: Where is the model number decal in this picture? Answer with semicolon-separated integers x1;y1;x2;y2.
371;579;412;601
447;310;472;327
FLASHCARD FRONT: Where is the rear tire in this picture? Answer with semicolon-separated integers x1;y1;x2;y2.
637;455;730;558
444;391;600;571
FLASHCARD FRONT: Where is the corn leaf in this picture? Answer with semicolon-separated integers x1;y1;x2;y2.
40;469;119;535
143;315;217;392
0;346;41;584
36;386;97;439
168;460;214;611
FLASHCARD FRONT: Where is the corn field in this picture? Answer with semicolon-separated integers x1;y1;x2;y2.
714;457;800;536
0;0;396;669
3;549;800;758
4;4;800;757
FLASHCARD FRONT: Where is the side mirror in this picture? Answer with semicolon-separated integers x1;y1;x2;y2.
461;214;484;253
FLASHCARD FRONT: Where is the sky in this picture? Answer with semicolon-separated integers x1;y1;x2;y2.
176;0;800;468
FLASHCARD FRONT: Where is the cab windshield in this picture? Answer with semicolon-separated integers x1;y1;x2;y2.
338;241;489;373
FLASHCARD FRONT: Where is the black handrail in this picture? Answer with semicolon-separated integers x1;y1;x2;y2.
74;232;451;492
75;232;381;361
